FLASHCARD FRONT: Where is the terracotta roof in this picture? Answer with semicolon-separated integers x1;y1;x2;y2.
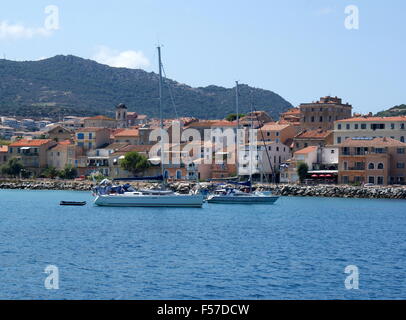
295;129;332;139
58;140;72;145
114;129;139;137
0;145;8;152
338;137;406;147
85;115;115;121
260;123;291;131
336;116;406;122
186;121;219;128
76;127;110;132
9;139;54;147
294;146;318;155
211;121;237;127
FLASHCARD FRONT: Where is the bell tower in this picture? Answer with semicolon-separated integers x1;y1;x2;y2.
116;103;128;128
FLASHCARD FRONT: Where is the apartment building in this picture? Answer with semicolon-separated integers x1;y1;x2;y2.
257;123;297;145
75;127;111;151
8;139;57;175
293;129;333;152
338;137;406;185
299;96;352;130
334;116;406;144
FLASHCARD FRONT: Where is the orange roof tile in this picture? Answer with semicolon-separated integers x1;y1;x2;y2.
9;139;54;147
211;121;237;127
0;145;8;152
114;129;139;137
338;137;406;147
294;146;318;155
336;116;406;122
260;123;291;131
295;129;332;139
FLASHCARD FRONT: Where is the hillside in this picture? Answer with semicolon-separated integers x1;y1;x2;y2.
375;104;406;117
0;55;292;120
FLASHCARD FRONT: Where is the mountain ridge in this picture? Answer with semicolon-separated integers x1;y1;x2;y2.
0;55;293;120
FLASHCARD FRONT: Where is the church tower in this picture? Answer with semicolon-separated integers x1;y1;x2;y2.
116;103;128;128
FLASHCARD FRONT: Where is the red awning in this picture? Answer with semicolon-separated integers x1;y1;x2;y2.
311;174;318;178
319;174;326;177
325;174;332;177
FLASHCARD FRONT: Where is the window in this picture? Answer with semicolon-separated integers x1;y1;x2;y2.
401;136;405;143
377;163;384;169
267;132;270;136
77;133;84;139
391;123;395;129
319;116;323;122
377;176;384;185
361;124;367;129
342;176;349;184
397;162;405;169
346;124;350;130
368;176;375;184
304;143;308;147
331;149;335;154
401;123;405;130
368;163;374;170
337;137;341;144
375;148;384;154
276;132;280;136
355;124;359;129
9;147;13;153
397;148;405;154
371;123;385;130
337;124;342;130
311;116;315;122
88;133;93;139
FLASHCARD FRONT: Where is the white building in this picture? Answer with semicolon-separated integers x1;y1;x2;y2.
334;116;406;144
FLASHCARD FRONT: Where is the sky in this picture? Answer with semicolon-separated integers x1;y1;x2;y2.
1;0;405;114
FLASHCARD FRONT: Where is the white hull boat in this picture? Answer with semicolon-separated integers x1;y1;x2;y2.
94;191;204;207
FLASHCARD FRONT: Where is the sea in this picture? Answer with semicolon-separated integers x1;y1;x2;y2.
0;189;404;299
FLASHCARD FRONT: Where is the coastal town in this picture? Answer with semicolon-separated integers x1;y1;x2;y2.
1;95;406;186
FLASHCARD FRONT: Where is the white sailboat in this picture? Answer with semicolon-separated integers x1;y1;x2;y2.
207;81;279;204
93;47;204;207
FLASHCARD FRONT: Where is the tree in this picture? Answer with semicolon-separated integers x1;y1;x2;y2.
59;165;77;179
297;162;309;183
1;157;24;177
42;166;59;179
120;151;150;176
225;113;245;122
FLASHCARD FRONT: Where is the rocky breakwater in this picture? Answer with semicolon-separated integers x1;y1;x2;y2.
0;179;93;191
256;184;406;200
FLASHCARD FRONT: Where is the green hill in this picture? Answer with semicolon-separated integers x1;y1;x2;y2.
0;55;293;120
375;104;406;117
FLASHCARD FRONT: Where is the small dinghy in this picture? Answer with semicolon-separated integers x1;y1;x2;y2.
60;201;87;206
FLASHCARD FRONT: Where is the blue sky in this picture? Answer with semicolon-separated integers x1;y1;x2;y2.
1;0;405;114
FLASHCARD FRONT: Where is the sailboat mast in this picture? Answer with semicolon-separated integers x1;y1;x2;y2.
235;81;239;178
157;46;165;181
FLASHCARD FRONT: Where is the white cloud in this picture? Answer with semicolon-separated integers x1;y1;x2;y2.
0;21;52;40
92;46;150;69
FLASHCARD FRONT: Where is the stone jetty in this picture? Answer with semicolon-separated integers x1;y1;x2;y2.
1;179;406;200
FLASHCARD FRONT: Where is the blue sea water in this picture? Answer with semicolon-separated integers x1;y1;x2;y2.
0;189;405;300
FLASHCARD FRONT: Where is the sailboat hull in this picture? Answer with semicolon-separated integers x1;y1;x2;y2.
94;194;204;207
207;195;279;204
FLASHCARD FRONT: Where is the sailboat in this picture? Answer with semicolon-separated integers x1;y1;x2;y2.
207;81;279;204
93;47;204;207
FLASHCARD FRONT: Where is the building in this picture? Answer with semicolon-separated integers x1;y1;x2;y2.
84;115;117;128
116;103;128;128
75;127;111;151
47;141;72;170
239;111;274;128
0;126;15;140
43;125;74;142
8;139;57;175
293;129;334;152
257;123;297;145
334;116;406;144
0;145;8;165
299;96;352;130
113;129;141;145
279;108;301;126
338;137;406;185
